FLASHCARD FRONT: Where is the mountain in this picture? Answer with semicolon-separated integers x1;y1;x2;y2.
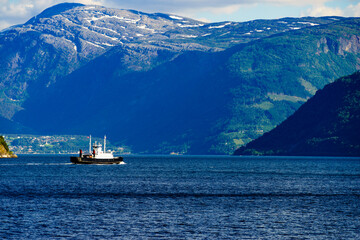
0;136;16;158
1;3;360;154
0;3;340;121
13;17;360;154
234;71;360;156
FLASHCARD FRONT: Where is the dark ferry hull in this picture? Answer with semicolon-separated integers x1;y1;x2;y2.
70;156;123;164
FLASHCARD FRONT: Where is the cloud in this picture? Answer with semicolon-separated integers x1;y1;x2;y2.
0;20;12;31
103;0;331;14
0;1;34;18
345;3;360;17
0;0;105;30
303;4;344;17
263;0;329;6
92;0;353;21
205;4;244;15
302;1;360;18
0;0;357;30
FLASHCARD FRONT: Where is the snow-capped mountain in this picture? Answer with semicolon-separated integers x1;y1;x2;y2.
0;3;339;113
12;3;340;59
1;3;355;154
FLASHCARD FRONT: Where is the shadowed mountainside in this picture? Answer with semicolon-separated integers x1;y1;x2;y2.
234;71;360;156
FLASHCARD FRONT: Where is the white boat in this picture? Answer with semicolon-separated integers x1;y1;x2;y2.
70;135;123;164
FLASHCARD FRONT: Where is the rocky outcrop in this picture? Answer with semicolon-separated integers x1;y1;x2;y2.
0;136;17;158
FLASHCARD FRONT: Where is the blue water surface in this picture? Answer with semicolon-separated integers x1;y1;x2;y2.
0;155;359;239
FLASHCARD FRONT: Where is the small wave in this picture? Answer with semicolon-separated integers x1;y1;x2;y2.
0;163;23;166
45;163;73;165
73;162;126;166
26;163;71;166
0;162;72;166
1;192;359;199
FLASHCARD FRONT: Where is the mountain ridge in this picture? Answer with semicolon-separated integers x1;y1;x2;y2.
1;4;359;154
13;17;360;154
26;3;85;23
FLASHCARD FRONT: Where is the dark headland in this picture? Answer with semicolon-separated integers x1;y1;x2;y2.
234;71;360;157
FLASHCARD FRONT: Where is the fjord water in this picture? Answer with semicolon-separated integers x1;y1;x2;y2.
0;155;359;239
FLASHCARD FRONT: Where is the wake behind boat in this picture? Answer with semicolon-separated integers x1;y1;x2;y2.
70;135;123;164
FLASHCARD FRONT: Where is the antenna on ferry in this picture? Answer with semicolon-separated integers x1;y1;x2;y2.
89;135;91;153
104;135;106;152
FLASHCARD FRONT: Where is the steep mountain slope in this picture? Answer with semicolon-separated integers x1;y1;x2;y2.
14;18;360;154
0;3;339;122
217;18;360;153
234;71;360;156
0;3;204;121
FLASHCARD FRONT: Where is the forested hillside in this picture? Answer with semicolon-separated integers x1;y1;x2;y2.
234;71;360;156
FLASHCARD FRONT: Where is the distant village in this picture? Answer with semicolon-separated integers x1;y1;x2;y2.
2;135;131;155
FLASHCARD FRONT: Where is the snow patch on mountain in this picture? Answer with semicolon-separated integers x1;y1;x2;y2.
178;34;197;38
92;25;119;34
137;25;156;33
178;24;204;28
220;32;230;36
169;15;183;20
298;22;319;26
83;40;105;49
208;22;231;29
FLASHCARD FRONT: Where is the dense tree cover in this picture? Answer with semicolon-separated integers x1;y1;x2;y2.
234;71;360;156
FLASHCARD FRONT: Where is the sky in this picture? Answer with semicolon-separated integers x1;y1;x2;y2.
1;0;360;30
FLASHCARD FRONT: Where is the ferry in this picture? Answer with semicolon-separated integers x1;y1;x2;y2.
70;135;123;164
